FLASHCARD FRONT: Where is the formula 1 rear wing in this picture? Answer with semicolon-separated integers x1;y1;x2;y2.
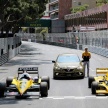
18;67;38;76
96;68;108;75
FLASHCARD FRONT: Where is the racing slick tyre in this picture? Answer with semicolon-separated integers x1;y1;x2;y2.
88;76;95;88
6;76;14;87
80;76;84;79
40;82;48;97
41;76;50;90
0;83;6;97
80;73;85;79
53;75;57;79
91;81;98;94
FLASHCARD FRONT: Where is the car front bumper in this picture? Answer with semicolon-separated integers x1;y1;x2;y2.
4;91;40;97
96;90;108;94
54;71;84;78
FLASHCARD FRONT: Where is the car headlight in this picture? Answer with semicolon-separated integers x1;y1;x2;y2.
77;66;83;70
54;66;61;70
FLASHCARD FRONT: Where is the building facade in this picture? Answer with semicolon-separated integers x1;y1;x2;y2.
49;0;72;20
49;0;97;20
65;4;108;32
72;0;96;9
44;3;49;16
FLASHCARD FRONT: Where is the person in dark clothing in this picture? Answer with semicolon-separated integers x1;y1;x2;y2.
82;47;91;77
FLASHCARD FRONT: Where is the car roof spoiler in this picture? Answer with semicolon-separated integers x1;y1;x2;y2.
96;68;108;75
18;67;38;76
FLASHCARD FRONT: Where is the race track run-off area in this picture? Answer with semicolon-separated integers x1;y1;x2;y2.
0;41;108;108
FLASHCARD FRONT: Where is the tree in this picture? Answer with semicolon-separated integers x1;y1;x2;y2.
40;28;48;41
96;0;108;6
36;27;44;33
22;27;28;33
0;0;48;37
70;4;89;13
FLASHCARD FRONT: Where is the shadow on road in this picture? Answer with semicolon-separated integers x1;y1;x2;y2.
28;59;53;62
1;43;53;67
0;72;8;73
4;59;52;66
0;69;8;70
0;97;39;105
20;44;39;52
0;98;18;105
18;52;42;56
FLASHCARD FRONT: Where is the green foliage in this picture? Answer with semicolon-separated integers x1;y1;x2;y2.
36;27;43;33
96;0;108;6
71;4;89;13
40;28;48;41
0;0;48;34
22;27;28;32
40;28;48;34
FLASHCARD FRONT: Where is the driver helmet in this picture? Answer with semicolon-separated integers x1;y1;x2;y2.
33;76;38;82
23;73;30;80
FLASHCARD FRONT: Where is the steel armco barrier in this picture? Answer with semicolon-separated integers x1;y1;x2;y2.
17;30;108;58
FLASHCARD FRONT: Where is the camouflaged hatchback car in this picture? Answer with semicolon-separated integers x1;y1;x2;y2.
52;53;84;79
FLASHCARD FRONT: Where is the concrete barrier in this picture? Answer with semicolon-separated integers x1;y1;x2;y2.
0;36;21;65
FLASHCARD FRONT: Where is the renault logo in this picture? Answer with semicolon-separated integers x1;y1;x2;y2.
67;68;70;72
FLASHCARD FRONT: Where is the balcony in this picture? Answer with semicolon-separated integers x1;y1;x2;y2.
50;12;59;19
49;5;59;12
49;0;58;5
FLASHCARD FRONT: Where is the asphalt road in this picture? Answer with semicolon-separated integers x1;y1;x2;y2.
0;41;108;108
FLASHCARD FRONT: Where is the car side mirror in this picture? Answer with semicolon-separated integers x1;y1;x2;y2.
52;61;55;63
81;60;84;62
99;80;104;82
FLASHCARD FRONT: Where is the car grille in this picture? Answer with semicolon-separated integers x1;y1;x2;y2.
64;69;74;72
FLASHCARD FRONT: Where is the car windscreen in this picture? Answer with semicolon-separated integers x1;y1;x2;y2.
57;55;80;63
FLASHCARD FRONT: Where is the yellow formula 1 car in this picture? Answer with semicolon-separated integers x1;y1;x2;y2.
88;68;108;95
0;67;50;98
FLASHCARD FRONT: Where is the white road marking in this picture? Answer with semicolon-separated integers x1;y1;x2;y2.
96;96;108;99
64;96;75;99
85;96;96;98
75;97;86;99
46;97;54;99
39;96;108;100
53;97;64;99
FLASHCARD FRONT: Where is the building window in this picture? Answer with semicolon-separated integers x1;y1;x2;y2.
78;2;81;5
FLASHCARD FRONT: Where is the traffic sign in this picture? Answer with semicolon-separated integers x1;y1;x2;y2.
19;19;51;27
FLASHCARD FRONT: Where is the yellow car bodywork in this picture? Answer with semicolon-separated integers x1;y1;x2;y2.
94;68;108;81
96;83;108;94
11;78;41;95
92;68;108;94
